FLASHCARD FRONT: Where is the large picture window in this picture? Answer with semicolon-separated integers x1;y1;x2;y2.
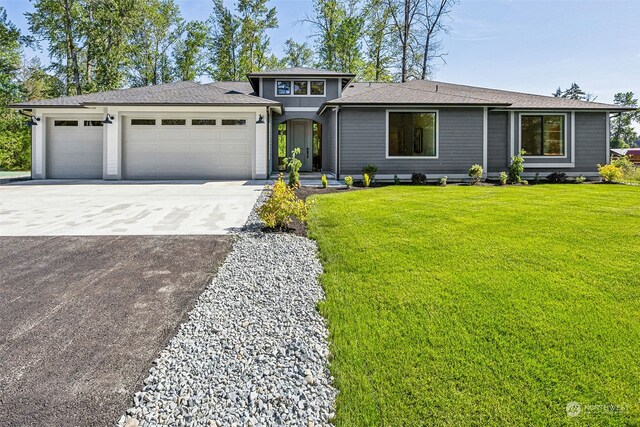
521;115;565;156
388;112;437;157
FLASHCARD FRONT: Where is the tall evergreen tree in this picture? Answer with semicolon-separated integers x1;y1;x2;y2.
207;0;241;81
553;83;597;101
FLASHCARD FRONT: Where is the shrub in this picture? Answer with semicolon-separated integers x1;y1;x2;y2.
363;164;378;181
611;156;635;175
344;175;353;188
394;174;401;185
597;164;622;182
521;180;529;185
321;174;328;188
363;173;371;187
574;175;586;184
285;148;302;187
546;172;567;183
411;173;427;185
468;164;483;184
438;176;447;186
259;176;311;229
509;150;525;184
499;171;508;185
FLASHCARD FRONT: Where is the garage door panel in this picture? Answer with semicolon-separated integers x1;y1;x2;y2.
47;118;103;179
123;116;253;180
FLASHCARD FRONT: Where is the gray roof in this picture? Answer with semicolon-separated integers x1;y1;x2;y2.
205;81;255;95
247;67;355;78
11;81;280;108
331;80;632;111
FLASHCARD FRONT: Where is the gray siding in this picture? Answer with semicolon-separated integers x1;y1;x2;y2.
487;111;509;172
575;112;607;170
261;78;340;107
325;109;337;174
339;107;484;176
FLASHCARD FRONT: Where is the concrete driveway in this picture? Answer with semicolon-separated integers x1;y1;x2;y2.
0;180;263;235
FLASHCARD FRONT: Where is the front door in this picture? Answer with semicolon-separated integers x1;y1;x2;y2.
290;120;312;172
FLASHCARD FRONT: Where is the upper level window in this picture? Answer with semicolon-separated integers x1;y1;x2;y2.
310;81;325;95
277;81;291;95
294;81;308;95
521;115;565;156
387;111;437;157
276;79;325;96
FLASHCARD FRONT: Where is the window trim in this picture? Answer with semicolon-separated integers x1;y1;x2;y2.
275;79;326;97
385;109;439;159
518;112;568;159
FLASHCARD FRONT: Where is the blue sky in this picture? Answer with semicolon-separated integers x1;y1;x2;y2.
2;0;639;108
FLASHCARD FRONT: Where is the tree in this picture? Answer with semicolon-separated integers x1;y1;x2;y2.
415;0;457;80
127;0;184;86
173;21;208;81
237;0;278;74
0;7;31;170
553;82;597;101
282;39;314;68
27;0;86;95
386;0;420;82
610;92;640;148
362;0;395;81
207;0;241;81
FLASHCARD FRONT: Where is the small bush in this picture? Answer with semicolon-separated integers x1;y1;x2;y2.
344;175;353;188
394;174;401;185
438;176;447;186
574;175;586;184
285;148;302;188
499;171;508;185
468;164;483;184
509;150;525;184
259;176;310;229
521;180;529;185
363;164;378;181
597;164;622;182
611;156;635;175
546;172;568;183
321;174;328;188
411;173;427;185
363;173;371;187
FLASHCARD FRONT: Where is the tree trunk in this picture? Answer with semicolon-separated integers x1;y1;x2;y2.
401;0;409;82
63;0;82;95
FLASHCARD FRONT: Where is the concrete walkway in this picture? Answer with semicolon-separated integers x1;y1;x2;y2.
0;180;264;236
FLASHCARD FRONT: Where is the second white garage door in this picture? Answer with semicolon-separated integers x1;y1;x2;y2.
123;115;254;180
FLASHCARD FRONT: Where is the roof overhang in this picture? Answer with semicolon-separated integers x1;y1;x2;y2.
318;102;512;116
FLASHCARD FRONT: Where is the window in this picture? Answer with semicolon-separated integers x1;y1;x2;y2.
54;120;78;127
276;79;325;96
192;119;216;126
388;112;437;157
277;81;291;95
313;122;322;171
131;119;156;126
161;119;186;126
310;81;325;95
521;115;565;156
221;119;246;126
278;123;287;171
294;81;308;95
84;120;103;127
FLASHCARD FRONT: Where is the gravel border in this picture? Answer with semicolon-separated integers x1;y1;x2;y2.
119;189;337;426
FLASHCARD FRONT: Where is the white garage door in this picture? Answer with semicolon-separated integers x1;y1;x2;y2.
123;115;254;180
47;118;103;179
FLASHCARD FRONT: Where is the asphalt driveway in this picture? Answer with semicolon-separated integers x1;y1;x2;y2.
0;235;233;426
0;180;262;235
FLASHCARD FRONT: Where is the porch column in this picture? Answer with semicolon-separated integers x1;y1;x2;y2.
32;110;46;179
104;108;120;180
255;107;268;179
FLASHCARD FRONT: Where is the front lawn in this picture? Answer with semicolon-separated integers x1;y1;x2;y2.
308;184;640;426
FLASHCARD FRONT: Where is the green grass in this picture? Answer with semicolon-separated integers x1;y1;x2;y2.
308;184;640;426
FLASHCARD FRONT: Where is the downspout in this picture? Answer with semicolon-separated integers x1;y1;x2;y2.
335;106;340;179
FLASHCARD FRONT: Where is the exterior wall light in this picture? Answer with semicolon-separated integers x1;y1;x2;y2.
256;114;265;124
102;114;115;124
26;116;41;126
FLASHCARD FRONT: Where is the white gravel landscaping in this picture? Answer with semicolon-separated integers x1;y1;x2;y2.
119;191;337;426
